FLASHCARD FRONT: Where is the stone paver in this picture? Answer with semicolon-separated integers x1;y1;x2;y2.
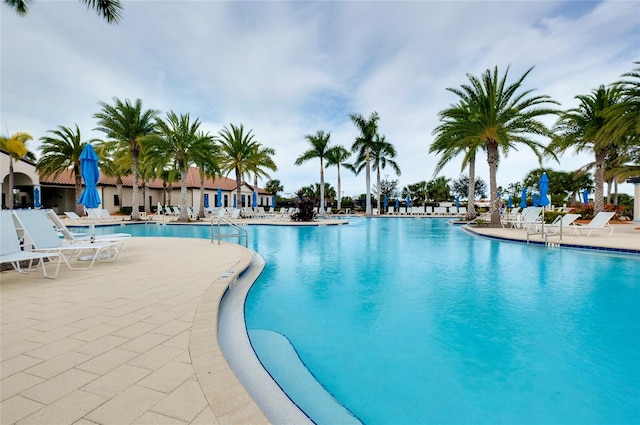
1;237;263;424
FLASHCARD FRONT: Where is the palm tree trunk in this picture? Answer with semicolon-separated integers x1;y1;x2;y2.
487;141;501;227
336;165;342;210
199;175;205;218
365;148;371;215
179;168;189;221
613;180;619;206
75;173;84;216
131;150;140;220
235;167;242;209
466;152;477;220
605;179;612;205
319;159;325;215
376;165;381;212
594;150;605;214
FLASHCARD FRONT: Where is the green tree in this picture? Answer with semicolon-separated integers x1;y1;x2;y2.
95;142;129;212
37;125;91;215
217;124;261;208
427;176;451;202
368;135;401;212
406;181;429;205
265;179;283;196
94;97;159;220
451;174;487;200
295;130;332;215
192;131;220;217
1;131;31;209
443;66;558;226
377;176;400;200
551;85;623;214
430;100;485;220
247;145;277;197
4;0;123;23
350;111;380;215
147;112;214;221
324;145;351;210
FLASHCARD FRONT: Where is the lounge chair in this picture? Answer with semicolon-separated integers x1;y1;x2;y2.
434;206;447;215
100;209;121;222
571;212;616;237
45;210;131;244
12;210;123;270
64;211;86;223
544;213;581;234
387;206;395;215
230;208;241;219
1;211;62;279
457;207;467;216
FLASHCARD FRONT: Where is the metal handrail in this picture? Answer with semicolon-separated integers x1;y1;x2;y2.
211;215;248;247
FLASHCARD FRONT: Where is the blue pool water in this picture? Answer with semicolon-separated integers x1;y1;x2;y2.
93;219;640;424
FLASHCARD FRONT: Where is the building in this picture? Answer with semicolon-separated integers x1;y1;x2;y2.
1;151;273;213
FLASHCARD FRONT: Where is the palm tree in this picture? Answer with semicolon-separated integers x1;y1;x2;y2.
551;85;623;214
94;97;159;220
148;112;214;221
430;100;485;220
324;145;350;210
1;131;31;209
350;111;380;215
295;130;332;215
193;131;220;218
4;0;123;23
217;124;261;208
370;135;401;212
95;142;129;212
36;125;91;215
247;145;277;197
443;66;558;227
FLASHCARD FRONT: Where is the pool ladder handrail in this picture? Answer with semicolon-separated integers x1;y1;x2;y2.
211;215;248;247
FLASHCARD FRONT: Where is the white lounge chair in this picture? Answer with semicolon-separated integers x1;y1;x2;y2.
545;213;581;234
387;206;395;215
572;212;615;237
64;211;86;223
1;211;62;279
45;210;131;244
12;210;123;270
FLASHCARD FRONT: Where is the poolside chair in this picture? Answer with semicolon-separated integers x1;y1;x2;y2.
45;210;131;244
1;211;62;279
425;206;434;215
100;209;121;222
571;212;616;237
434;206;447;215
387;206;395;215
230;208;241;219
64;211;86;223
544;213;581;235
516;207;543;231
12;210;123;270
458;207;467;216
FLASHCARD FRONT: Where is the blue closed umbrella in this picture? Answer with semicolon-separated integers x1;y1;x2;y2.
78;144;101;209
78;144;101;241
204;194;209;209
507;196;512;209
383;195;388;208
395;198;399;209
582;189;589;205
520;187;527;208
233;194;237;209
252;191;258;207
539;172;550;207
455;196;459;208
272;195;276;208
217;187;222;207
406;195;411;208
34;187;41;208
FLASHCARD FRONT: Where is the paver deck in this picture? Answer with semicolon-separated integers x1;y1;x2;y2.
1;237;265;425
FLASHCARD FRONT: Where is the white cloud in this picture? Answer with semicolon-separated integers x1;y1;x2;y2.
1;0;638;197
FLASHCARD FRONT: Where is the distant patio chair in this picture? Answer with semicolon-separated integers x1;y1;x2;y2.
572;212;616;237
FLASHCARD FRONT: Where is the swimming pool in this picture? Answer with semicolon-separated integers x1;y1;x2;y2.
92;219;640;424
242;218;640;425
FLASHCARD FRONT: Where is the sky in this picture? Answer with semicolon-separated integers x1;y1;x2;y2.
2;0;639;198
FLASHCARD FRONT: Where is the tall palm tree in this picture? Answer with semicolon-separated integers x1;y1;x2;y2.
324;145;351;210
444;66;558;226
148;112;214;221
430;101;485;220
370;135;401;211
36;125;91;215
94;97;159;220
95;142;129;212
247;145;277;196
295;130;332;215
1;131;31;209
551;85;623;214
217;124;261;208
193;131;220;218
4;0;123;23
350;111;380;215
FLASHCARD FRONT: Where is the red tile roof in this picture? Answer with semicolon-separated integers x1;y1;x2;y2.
39;167;268;193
